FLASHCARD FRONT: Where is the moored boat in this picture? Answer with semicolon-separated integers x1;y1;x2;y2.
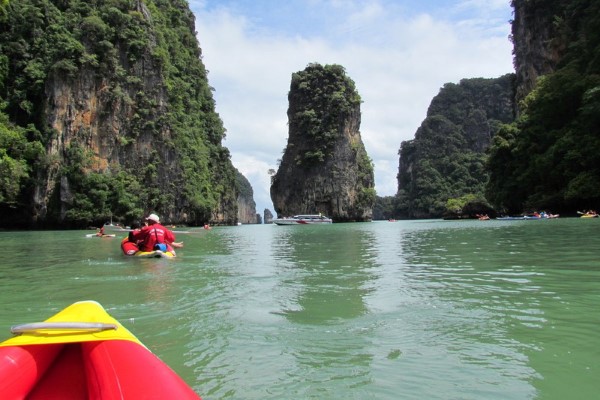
0;300;200;399
272;214;333;225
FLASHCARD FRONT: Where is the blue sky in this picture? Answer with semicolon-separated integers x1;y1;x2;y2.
188;0;514;217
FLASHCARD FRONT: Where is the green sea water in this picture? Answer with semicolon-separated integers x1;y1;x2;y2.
1;218;599;399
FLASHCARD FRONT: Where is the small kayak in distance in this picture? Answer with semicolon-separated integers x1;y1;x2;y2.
85;234;116;238
0;301;200;399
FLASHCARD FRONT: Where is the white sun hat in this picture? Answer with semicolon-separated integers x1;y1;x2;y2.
146;213;160;223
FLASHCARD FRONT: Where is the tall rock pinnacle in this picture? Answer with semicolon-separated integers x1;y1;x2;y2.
270;63;375;221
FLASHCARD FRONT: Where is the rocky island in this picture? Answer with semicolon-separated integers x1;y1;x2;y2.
270;63;375;222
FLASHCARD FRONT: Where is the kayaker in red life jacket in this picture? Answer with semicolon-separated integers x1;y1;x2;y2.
132;213;180;252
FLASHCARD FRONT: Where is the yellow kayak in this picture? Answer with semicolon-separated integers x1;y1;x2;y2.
121;237;177;258
0;301;200;399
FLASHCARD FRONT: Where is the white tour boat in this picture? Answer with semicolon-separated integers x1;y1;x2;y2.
272;214;333;225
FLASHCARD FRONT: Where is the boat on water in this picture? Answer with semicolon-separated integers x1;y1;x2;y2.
497;216;543;220
542;213;560;218
0;300;200;399
85;233;116;238
497;212;559;220
272;214;333;225
121;237;176;258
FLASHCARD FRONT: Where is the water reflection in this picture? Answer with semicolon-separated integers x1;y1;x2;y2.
271;224;376;324
267;224;377;396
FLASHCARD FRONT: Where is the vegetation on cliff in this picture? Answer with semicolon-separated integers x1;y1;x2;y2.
0;0;238;228
487;0;600;214
271;63;375;221
396;75;515;218
287;63;362;165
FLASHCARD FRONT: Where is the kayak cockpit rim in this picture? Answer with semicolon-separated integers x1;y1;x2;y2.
11;322;118;334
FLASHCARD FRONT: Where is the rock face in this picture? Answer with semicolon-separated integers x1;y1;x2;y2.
0;0;243;227
396;75;515;218
263;209;274;224
511;0;566;108
236;170;257;224
270;64;375;222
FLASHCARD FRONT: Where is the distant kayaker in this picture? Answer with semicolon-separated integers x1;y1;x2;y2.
131;213;182;251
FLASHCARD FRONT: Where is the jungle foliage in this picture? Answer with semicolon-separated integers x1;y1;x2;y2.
287;63;362;166
372;195;399;220
487;0;600;214
0;0;237;227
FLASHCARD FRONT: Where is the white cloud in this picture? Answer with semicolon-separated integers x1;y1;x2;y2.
191;0;513;217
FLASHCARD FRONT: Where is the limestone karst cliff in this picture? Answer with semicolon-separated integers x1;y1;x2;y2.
393;0;599;218
511;0;567;108
0;0;244;228
236;169;257;224
263;209;274;224
270;63;375;222
396;75;515;218
486;0;600;213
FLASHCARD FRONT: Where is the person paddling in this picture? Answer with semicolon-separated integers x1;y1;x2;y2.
131;213;181;252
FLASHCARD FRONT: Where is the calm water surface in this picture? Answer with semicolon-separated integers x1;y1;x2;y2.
1;218;599;399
